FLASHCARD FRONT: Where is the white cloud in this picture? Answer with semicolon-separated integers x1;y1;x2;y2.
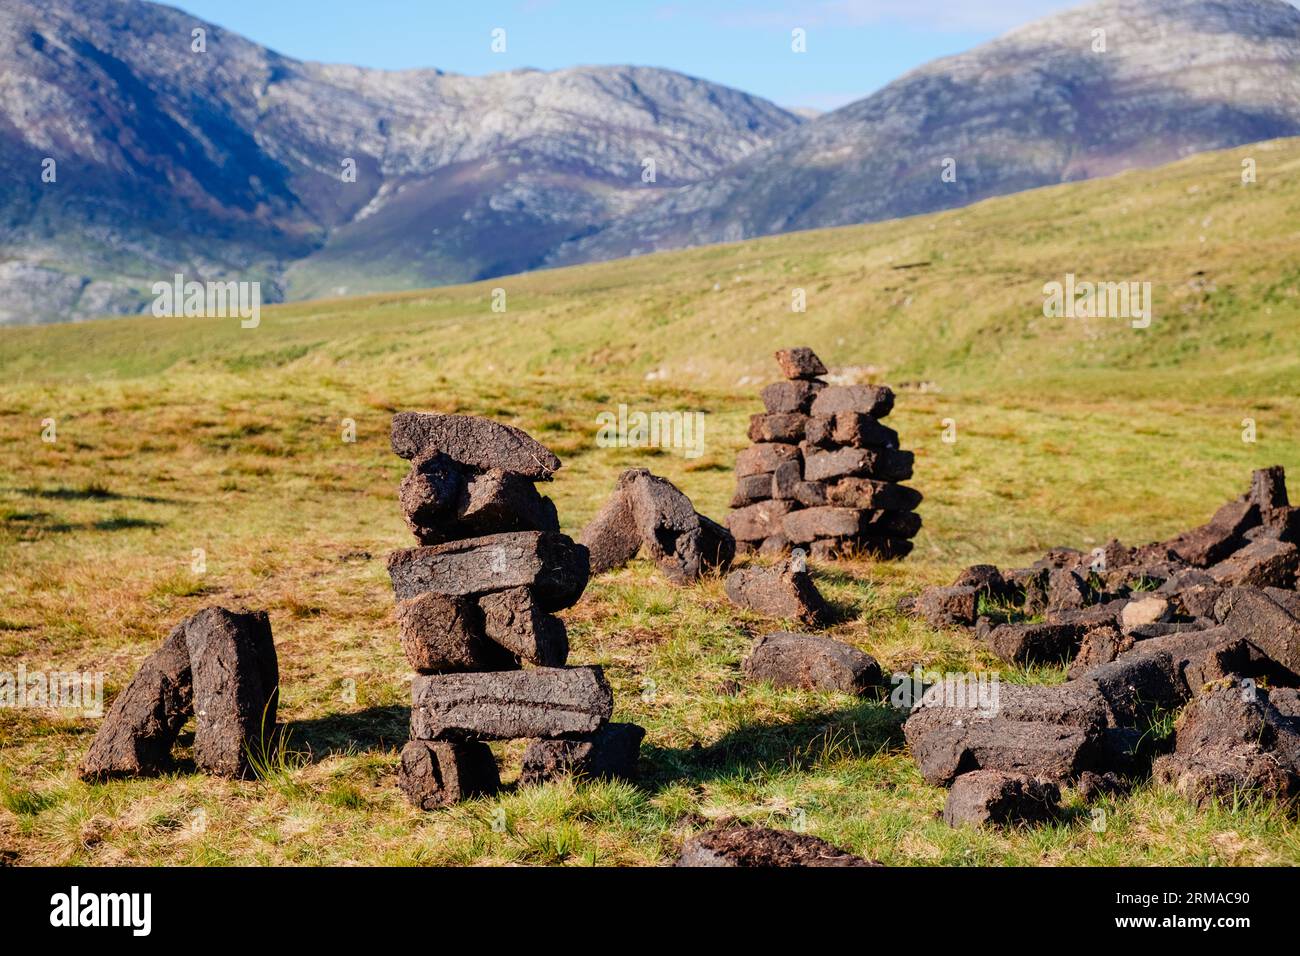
811;0;1081;32
703;0;1300;35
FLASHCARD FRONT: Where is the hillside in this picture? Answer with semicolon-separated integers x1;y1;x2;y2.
557;0;1300;265
0;141;1298;866
4;137;1298;396
0;0;799;323
7;0;1300;326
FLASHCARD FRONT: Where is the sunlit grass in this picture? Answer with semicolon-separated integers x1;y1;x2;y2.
0;140;1298;865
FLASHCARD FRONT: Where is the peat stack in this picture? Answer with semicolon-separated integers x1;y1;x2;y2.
727;347;921;561
387;413;642;808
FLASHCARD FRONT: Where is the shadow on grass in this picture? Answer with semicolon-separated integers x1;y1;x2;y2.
820;595;865;627
640;698;909;792
272;697;909;798
10;485;180;505
2;512;164;534
284;705;410;762
809;564;871;589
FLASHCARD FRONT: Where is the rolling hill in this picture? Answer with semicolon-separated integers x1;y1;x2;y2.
0;139;1297;868
0;0;800;323
3;137;1297;398
557;0;1300;265
5;0;1300;325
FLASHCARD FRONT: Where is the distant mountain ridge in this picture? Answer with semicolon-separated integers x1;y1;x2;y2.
3;0;1300;324
550;0;1300;267
0;0;801;322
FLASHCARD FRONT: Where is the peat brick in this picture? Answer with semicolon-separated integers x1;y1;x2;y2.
1046;569;1091;614
809;384;895;419
773;347;828;380
828;413;900;449
410;666;613;742
518;722;645;785
1216;586;1300;679
1163;499;1261;567
748;412;808;444
1153;682;1300;808
804;447;913;483
1207;538;1298;589
456;470;560;537
826;477;922;512
80;623;193;780
724;559;831;626
618;469;734;582
1260;505;1300;543
771;459;803;500
391;412;561;478
782;506;865;543
398;740;500;810
761;380;824;415
728;499;796;543
1066;625;1134;680
677;827;877;867
1076;770;1133;803
478;587;568;667
736;442;800;478
1170;582;1225;620
396;592;518;673
915;585;980;629
580;486;640;575
905;677;1134;787
742;632;881;695
185;607;279;779
1082;651;1188;726
390;411;564;478
398;452;466;541
982;621;1083;666
808;538;842;561
730;473;774;508
953;565;1014;602
387;531;589;611
803;415;834;448
943;770;1060;828
793;480;828;508
905;709;1100;787
1248;465;1289;510
1127;627;1252;693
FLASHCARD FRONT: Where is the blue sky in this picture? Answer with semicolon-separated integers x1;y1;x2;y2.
170;0;1085;111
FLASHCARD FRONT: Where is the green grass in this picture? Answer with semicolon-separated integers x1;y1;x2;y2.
0;139;1298;865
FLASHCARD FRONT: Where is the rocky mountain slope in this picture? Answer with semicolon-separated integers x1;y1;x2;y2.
0;0;800;322
4;0;1300;324
552;0;1300;265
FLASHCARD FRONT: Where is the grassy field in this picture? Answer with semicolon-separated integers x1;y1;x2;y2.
1;138;1299;866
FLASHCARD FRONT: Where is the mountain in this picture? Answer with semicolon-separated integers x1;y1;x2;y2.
4;0;1300;325
0;0;801;323
551;0;1300;266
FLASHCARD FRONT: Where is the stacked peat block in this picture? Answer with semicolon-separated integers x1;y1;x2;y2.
677;826;882;867
386;412;641;809
905;465;1300;822
728;347;921;561
81;607;279;781
581;468;734;583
